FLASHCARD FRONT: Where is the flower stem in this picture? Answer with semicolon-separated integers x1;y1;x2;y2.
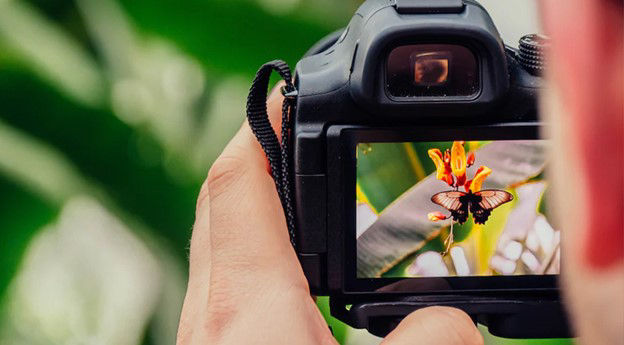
443;221;455;255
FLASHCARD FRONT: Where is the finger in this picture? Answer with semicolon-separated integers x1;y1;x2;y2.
180;82;290;343
193;80;306;290
220;80;286;172
181;82;334;344
188;80;286;266
541;0;623;269
382;307;483;345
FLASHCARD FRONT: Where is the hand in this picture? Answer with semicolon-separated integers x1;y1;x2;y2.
176;84;484;345
540;1;624;343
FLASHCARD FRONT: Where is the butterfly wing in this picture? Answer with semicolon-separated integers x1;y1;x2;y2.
431;191;464;210
470;189;514;224
431;191;469;224
475;189;514;210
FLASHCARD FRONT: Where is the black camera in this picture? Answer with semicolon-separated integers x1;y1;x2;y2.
247;0;569;338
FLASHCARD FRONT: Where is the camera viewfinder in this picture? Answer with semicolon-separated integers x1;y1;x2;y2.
413;52;450;86
387;44;479;99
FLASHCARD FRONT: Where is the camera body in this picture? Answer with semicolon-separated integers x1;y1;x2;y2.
289;0;568;337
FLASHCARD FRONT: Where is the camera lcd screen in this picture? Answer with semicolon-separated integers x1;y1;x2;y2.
355;140;560;279
386;44;479;98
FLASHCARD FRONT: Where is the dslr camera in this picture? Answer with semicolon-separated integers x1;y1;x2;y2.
247;0;570;338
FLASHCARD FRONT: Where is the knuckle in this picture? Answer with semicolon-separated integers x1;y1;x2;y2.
203;285;239;342
206;155;248;201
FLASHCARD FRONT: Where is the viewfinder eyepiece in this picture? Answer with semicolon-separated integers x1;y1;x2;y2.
386;44;479;99
413;51;450;86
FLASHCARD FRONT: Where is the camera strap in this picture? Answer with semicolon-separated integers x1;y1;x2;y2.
246;60;297;248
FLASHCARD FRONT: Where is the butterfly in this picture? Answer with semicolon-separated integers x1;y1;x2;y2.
431;189;513;225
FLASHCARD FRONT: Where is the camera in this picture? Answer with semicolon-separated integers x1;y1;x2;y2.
248;0;570;338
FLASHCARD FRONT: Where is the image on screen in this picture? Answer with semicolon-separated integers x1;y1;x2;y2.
356;140;560;279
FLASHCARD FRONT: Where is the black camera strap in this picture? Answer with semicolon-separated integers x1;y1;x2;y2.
246;60;297;248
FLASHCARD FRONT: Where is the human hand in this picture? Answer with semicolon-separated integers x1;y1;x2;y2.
540;0;623;343
176;84;484;345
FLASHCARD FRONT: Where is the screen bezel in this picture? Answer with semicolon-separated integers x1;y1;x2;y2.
328;123;559;294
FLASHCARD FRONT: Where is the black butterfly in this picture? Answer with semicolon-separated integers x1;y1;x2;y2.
431;189;513;225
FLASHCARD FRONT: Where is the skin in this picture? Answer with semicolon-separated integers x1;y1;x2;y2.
176;85;483;345
541;0;623;343
178;0;623;343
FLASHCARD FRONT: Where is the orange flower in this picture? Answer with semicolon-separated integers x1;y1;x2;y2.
429;142;492;191
428;148;453;186
444;149;451;166
464;178;473;192
466;152;475;167
467;166;492;192
450;141;467;186
443;173;454;186
428;211;448;222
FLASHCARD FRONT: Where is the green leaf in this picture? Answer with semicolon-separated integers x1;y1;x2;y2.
479;325;576;345
316;296;347;344
0;67;198;257
0;177;58;303
357;143;422;212
0;0;105;106
116;0;340;77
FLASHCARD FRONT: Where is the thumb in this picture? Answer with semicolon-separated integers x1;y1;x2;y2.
382;307;483;345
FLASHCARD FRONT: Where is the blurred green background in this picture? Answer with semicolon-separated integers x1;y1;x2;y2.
0;0;573;344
